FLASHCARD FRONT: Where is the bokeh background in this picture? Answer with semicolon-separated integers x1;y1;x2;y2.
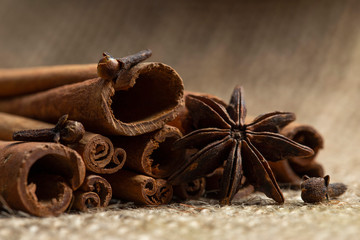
0;0;359;239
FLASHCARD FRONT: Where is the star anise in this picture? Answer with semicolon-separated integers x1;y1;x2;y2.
168;86;314;204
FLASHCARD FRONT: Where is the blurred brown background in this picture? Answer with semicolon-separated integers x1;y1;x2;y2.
0;0;359;181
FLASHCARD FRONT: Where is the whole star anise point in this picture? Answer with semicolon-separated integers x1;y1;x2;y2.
169;86;314;204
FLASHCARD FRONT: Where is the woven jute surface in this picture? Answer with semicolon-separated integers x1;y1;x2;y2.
0;0;359;239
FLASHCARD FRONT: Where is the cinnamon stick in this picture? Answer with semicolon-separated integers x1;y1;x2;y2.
173;178;206;200
0;62;184;136
110;125;183;178
104;170;173;205
0;49;152;98
268;123;324;187
0;112;125;174
69;134;126;174
0;141;85;216
73;175;112;212
0;64;97;98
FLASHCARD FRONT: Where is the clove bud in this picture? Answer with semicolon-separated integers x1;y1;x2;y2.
301;175;347;203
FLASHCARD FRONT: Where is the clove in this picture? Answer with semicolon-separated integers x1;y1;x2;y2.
301;175;347;203
97;49;152;80
13;114;85;144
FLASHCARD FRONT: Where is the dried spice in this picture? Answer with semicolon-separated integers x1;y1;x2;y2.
13;114;85;144
0;112;125;174
169;86;314;204
97;49;152;81
0;63;184;136
0;141;85;216
0;64;97;97
70;135;126;174
110;125;183;178
301;175;347;203
73;175;112;211
104;170;173;205
0;50;151;97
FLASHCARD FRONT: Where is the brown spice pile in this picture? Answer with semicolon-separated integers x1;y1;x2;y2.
0;50;345;217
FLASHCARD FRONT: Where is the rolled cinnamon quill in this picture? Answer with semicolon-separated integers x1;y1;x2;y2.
0;63;184;136
69;134;126;174
0;112;124;174
0;141;85;217
73;175;112;212
173;178;206;200
0;64;97;98
0;49;152;98
111;125;183;178
105;170;173;205
268;123;324;187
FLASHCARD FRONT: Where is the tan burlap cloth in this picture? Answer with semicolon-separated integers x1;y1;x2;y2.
0;0;359;239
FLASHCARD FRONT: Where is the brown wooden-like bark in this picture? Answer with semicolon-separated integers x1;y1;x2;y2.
111;125;183;178
173;178;206;200
104;170;173;205
0;64;98;97
0;62;184;136
0;112;125;174
0;141;85;217
69;134;126;174
73;175;112;212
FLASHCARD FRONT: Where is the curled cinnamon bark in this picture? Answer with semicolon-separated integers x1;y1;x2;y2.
0;63;184;136
104;170;173;205
173;178;206;200
0;50;152;98
0;64;97;97
73;175;112;211
268;123;324;187
69;134;126;174
111;125;183;178
0;141;85;216
0;112;124;174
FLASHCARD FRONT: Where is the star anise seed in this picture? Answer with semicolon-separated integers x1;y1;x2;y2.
168;86;314;204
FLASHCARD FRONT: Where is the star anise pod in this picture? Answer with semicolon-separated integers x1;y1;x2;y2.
168;86;314;204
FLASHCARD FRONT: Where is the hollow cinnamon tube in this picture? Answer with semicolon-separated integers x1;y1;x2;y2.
0;49;152;98
111;125;183;178
0;112;124;174
0;63;184;136
173;178;206;200
104;170;173;205
69;134;126;174
73;175;112;211
268;123;324;187
0;64;98;98
0;141;85;217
